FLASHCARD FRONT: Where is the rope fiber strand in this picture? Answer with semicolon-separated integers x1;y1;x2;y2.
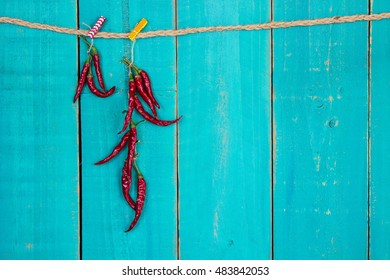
1;12;390;39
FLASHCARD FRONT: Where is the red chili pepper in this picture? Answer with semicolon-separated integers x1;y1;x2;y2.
134;73;157;117
133;92;182;126
121;160;135;209
87;67;116;98
73;55;91;102
132;64;160;109
122;122;138;209
92;53;106;91
125;161;146;232
95;132;130;165
118;75;136;134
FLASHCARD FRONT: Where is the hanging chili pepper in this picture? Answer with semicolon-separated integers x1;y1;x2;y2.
122;121;138;209
87;66;116;98
133;92;182;126
133;69;157;116
81;36;113;92
92;53;106;91
123;58;157;116
95;132;130;165
73;55;92;102
121;159;135;210
125;160;146;232
132;64;160;109
118;72;136;134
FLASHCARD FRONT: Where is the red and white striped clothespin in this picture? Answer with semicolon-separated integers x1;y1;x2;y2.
88;16;106;39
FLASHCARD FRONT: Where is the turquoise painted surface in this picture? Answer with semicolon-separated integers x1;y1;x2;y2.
0;0;79;259
178;0;271;259
273;1;369;259
370;0;390;260
1;0;390;260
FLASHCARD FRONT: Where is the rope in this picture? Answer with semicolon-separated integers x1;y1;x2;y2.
1;13;390;39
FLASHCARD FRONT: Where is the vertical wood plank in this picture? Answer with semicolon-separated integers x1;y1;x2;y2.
80;0;178;259
370;0;390;260
178;0;271;259
0;0;79;259
273;1;368;259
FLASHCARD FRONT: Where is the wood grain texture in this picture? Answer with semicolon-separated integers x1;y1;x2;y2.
178;0;272;259
370;0;390;260
0;0;79;259
273;0;369;259
80;0;178;259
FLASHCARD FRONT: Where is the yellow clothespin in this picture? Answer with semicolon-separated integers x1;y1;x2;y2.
128;18;148;41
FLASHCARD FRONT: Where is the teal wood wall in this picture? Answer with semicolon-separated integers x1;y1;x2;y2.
0;0;389;260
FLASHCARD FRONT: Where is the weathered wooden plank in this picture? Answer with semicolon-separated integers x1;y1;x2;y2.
370;0;390;260
178;0;271;259
0;0;79;259
80;0;178;259
273;1;368;259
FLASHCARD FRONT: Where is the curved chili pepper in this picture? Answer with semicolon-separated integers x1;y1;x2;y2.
134;73;157;117
132;64;160;109
118;75;136;134
133;92;182;126
92;54;106;91
87;67;116;98
80;37;115;96
125;161;146;232
95;132;130;165
122;160;135;209
73;55;91;102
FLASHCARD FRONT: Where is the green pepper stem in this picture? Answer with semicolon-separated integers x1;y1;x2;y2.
133;160;143;178
129;69;134;80
135;120;145;126
123;57;132;65
131;64;141;73
130;119;136;128
123;58;140;75
80;36;98;55
80;36;90;45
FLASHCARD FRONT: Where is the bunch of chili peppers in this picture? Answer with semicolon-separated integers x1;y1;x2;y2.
74;37;181;231
73;37;115;102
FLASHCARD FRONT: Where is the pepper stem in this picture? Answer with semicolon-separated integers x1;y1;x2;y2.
131;64;141;73
135;120;145;127
123;58;140;75
129;69;134;81
130;119;136;128
80;36;98;55
87;62;93;77
133;160;143;178
123;57;132;65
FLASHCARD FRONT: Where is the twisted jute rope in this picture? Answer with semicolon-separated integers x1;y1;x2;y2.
1;13;390;39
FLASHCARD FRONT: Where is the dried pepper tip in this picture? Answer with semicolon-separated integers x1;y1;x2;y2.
94;132;130;165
